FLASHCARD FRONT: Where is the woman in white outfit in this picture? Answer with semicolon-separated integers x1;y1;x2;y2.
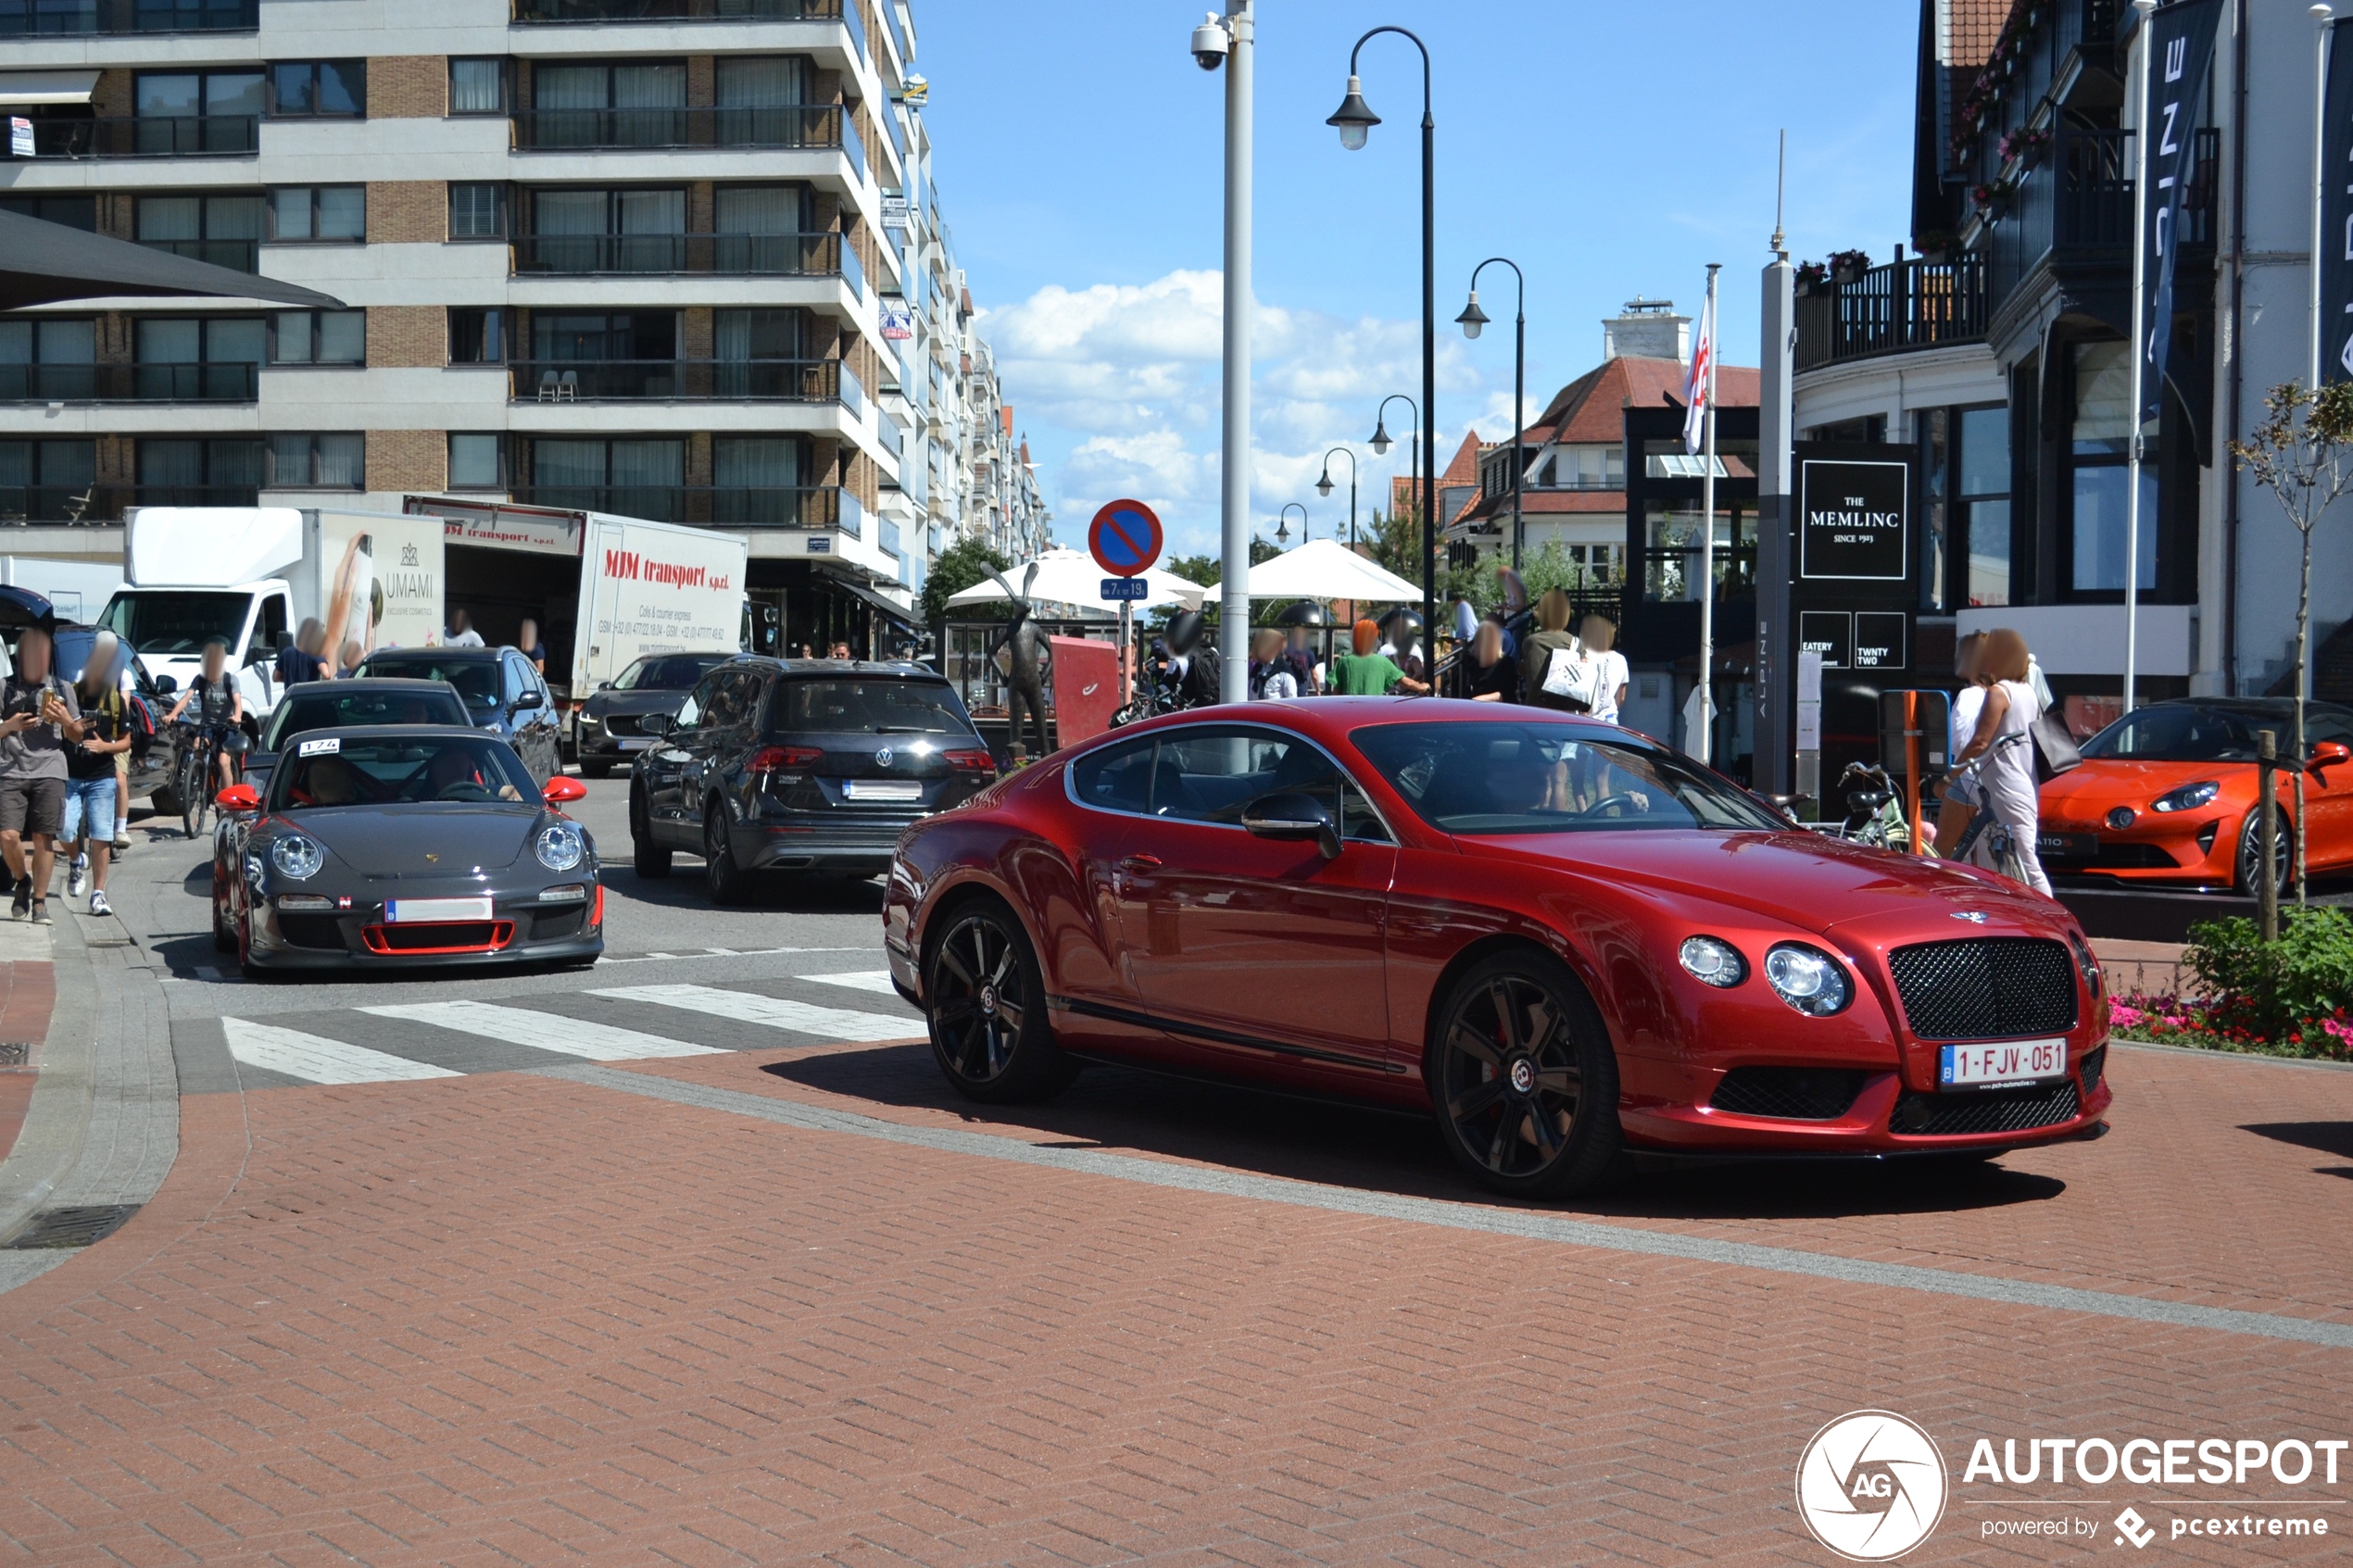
1951;626;2051;895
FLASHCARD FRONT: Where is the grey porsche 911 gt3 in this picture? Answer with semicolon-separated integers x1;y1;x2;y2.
210;726;603;976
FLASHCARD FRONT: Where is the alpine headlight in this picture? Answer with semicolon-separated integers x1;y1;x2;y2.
271;835;323;881
1763;943;1851;1016
1678;935;1746;987
2150;779;2220;813
535;821;585;872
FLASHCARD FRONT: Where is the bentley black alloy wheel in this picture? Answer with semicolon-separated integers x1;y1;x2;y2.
1430;951;1622;1198
924;901;1068;1103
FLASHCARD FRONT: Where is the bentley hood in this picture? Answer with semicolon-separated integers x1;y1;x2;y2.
282;805;541;875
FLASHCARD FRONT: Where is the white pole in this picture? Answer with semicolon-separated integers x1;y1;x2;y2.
2123;0;2156;716
1698;262;1720;766
1219;2;1254;704
2316;6;2335;404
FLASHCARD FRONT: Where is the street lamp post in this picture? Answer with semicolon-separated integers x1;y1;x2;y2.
1457;257;1526;571
1276;502;1308;546
1329;25;1437;650
1369;395;1421;545
1315;446;1358;549
1193;3;1253;703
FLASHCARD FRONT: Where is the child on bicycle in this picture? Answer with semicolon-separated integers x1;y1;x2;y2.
164;638;245;795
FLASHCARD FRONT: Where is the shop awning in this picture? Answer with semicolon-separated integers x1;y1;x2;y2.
0;70;99;107
0;207;346;310
821;569;921;630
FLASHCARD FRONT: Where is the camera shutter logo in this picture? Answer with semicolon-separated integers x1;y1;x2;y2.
1795;1411;1948;1561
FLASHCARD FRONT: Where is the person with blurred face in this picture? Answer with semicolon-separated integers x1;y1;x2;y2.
1933;633;1990;859
0;626;87;924
1328;619;1428;696
518;618;546;674
1951;627;2051;895
1466;618;1519;702
63;630;130;915
164;638;244;793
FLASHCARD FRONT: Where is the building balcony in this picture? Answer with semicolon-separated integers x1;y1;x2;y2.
137;237;258;273
508;483;857;533
0;0;255;35
28;115;258;158
512;232;861;294
0;486;105;524
1794;255;1989;373
510;357;858;410
512;0;844;23
1978;124;2218;308
512;104;860;171
0;362;258;402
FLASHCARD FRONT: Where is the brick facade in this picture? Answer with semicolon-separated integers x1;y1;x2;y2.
369;56;447;119
89;69;132;119
367;182;446;245
367;307;446;370
365;428;445;495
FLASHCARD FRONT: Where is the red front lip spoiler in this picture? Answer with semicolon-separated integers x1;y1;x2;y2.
361;921;516;956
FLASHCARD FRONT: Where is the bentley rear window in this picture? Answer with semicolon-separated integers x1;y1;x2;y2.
1352;721;1784;835
771;679;972;736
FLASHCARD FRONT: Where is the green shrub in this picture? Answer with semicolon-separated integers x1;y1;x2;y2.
2184;907;2353;1043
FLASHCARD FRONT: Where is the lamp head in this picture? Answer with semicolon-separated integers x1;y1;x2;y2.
1456;292;1491;341
1369;419;1391;457
1190;13;1230;69
1315;470;1334;497
1327;75;1379;151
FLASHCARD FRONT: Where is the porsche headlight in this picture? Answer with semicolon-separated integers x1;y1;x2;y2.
1763;943;1852;1017
535;821;585;872
271;835;323;881
1678;935;1746;987
2151;779;2220;813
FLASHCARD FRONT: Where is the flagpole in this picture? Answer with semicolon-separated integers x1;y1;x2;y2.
2123;0;2157;717
2317;6;2335;399
1698;263;1720;766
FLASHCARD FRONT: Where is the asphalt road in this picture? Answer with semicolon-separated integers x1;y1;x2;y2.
94;773;914;1067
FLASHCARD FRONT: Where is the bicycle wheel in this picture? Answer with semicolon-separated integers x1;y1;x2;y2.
180;748;207;840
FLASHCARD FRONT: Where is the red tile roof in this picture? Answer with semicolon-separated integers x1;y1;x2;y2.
1950;0;2016;69
1522;356;1759;448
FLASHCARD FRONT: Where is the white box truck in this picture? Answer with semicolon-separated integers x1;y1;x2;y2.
100;507;447;719
402;496;750;741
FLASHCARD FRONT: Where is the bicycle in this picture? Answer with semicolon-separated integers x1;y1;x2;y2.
172;722;244;841
1831;760;1912;853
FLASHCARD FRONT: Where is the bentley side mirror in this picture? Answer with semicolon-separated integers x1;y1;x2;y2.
216;783;259;814
543;775;588;804
1240;790;1342;859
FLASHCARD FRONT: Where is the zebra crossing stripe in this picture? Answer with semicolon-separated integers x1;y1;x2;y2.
589;984;920;1042
358;1000;727;1060
222;1017;464;1086
799;970;900;997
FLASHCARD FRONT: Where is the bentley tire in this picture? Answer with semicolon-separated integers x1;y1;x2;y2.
631;788;671;879
704;808;750;906
924;901;1067;1103
1429;950;1623;1199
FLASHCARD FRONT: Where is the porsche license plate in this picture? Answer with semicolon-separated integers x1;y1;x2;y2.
1940;1039;2070;1088
386;897;494;923
844;780;922;802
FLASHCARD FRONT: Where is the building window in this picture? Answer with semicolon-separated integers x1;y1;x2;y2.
449;57;508;116
137;194;265;271
271;61;366;118
449;307;506;364
267;433;365;489
1957;405;2010;608
449;182;508;240
527;437;685;513
135;69;266;155
270;310;366;365
2067;340;2155;596
0;194;95;232
268;185;365;244
0;319;96;400
447;433;506;490
133;317;264;399
529;61;686;148
522;187;686;272
0;440;98;521
137;438;265;504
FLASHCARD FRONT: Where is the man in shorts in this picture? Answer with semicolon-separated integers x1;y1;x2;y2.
64;629;132;916
0;625;86;925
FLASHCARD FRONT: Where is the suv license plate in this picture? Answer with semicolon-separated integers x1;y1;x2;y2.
844;779;922;802
1940;1039;2069;1088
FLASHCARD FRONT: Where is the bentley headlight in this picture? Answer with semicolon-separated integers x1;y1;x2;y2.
271;835;323;881
2150;779;2220;813
1678;935;1746;987
535;820;585;872
1763;943;1852;1017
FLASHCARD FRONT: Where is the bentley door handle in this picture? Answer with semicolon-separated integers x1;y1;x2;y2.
1117;855;1163;872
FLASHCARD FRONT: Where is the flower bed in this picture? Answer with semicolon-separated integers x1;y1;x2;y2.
2103;908;2353;1060
2108;994;2353;1062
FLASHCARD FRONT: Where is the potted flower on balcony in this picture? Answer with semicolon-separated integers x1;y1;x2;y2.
1828;248;1874;285
1793;260;1829;296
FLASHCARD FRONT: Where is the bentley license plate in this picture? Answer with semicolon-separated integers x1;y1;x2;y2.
1940;1039;2069;1088
386;897;494;923
844;779;922;802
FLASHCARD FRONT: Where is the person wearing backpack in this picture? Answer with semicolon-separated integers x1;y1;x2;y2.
0;625;88;925
63;629;131;916
1522;589;1594;712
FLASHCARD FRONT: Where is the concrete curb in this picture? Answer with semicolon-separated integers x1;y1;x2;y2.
0;915;94;1248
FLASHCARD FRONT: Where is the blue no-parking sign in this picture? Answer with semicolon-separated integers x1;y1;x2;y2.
1088;499;1164;578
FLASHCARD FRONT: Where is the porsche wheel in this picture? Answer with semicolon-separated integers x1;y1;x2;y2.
1429;950;1622;1198
210;861;235;953
631;787;671;879
704;807;751;906
924;900;1067;1103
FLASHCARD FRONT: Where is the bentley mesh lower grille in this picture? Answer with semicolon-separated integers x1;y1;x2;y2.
1708;1067;1870;1121
1887;937;2078;1041
1892;1080;2082;1137
2079;1046;2106;1095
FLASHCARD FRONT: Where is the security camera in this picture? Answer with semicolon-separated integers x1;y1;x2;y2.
1190;13;1230;70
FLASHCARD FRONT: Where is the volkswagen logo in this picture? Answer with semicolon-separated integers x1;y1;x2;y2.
1795;1411;1947;1562
875;746;894;768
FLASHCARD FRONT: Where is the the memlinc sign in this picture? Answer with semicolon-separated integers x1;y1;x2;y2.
1800;459;1908;581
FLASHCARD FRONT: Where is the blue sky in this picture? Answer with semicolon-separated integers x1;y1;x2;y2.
908;1;1918;559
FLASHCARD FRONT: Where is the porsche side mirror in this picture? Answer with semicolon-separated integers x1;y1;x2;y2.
639;712;673;736
543;775;588;804
2310;741;2352;774
1240;790;1342;859
216;783;259;814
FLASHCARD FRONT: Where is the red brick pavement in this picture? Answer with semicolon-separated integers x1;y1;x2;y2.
0;960;55;1165
0;1043;2347;1565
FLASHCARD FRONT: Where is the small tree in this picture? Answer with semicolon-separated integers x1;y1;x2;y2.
921;535;1011;626
2229;380;2353;903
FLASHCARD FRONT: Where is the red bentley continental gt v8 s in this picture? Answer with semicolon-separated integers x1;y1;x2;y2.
884;700;2112;1198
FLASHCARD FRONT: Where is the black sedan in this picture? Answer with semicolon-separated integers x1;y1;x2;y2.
573;651;736;778
630;659;997;903
211;727;602;976
350;646;562;783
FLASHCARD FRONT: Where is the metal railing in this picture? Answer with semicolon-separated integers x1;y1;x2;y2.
0;0;255;34
136;236;259;272
30;114;258;157
511;0;843;22
2056;125;2218;248
513;102;847;152
0;486;105;523
513;230;849;277
510;358;844;402
510;483;855;533
1794;254;1990;372
128;482;261;508
0;362;258;401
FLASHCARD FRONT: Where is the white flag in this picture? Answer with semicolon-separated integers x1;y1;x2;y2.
1681;287;1716;456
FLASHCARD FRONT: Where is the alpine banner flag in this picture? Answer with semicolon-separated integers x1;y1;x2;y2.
2139;0;2222;421
2321;16;2353;383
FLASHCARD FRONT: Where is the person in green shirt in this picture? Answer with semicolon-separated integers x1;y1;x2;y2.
1328;618;1430;696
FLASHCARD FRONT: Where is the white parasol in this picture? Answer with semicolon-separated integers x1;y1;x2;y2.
944;546;1206;613
1241;538;1423;602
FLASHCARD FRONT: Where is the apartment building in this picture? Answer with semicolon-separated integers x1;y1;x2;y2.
0;0;1032;655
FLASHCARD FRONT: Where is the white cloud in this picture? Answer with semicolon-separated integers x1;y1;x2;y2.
985;268;1512;557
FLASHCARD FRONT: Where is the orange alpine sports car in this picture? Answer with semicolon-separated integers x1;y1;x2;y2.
2035;698;2353;892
